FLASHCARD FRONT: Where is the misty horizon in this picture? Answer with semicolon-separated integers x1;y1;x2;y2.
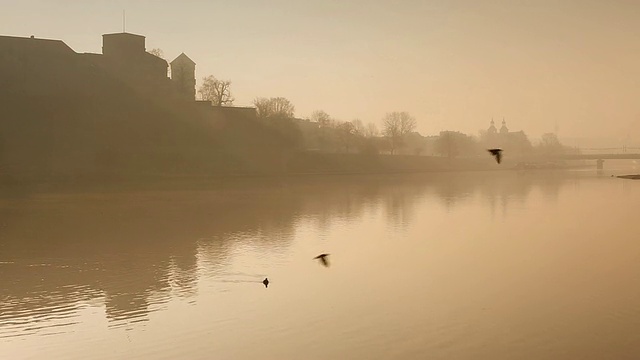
2;2;640;359
3;0;640;141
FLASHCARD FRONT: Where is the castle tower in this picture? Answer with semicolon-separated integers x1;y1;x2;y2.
170;53;196;100
102;32;146;58
100;32;169;84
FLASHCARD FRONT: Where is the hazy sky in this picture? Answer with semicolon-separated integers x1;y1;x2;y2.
2;0;640;141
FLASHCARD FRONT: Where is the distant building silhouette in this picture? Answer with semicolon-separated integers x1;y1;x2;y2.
170;53;196;100
487;118;498;136
499;118;509;134
482;118;532;156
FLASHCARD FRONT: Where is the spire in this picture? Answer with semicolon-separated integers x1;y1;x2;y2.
488;117;497;134
500;118;509;134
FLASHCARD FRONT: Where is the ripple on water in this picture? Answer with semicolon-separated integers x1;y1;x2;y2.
0;294;83;339
0;257;181;338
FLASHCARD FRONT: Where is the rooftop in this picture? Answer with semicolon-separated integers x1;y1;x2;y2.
171;52;195;65
102;32;146;39
0;35;75;54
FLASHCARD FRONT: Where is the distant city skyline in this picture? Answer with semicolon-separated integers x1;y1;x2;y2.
2;0;640;141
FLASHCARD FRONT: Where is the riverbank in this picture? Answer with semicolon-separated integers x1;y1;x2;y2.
0;152;554;185
0;151;587;196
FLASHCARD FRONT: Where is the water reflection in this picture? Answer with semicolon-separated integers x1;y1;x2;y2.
0;172;574;337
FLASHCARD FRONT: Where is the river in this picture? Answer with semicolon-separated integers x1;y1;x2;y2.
1;169;639;359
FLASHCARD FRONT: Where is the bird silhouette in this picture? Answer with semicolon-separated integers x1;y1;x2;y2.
314;254;330;267
487;148;503;164
262;278;269;288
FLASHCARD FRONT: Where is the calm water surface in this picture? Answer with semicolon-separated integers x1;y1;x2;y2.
1;170;639;359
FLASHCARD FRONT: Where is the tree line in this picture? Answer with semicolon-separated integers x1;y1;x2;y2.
193;71;574;158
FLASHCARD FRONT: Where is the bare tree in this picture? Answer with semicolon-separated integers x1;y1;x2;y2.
382;111;417;154
198;75;234;106
350;119;365;136
337;121;356;153
310;110;332;128
536;132;565;155
148;48;164;59
253;97;295;119
434;131;458;158
252;97;301;152
309;110;334;151
539;132;562;148
434;131;478;158
365;122;379;138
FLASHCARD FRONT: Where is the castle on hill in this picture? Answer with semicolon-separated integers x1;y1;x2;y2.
0;31;267;181
1;32;188;97
0;31;255;117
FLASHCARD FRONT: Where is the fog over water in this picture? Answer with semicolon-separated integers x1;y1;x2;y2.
1;171;639;359
3;1;640;359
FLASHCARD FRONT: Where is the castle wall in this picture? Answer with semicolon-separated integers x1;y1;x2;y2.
195;101;257;122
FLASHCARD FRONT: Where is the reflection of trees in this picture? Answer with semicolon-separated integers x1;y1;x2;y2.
288;175;426;230
379;180;427;228
0;172;573;334
429;174;476;211
169;247;199;298
294;176;384;231
429;171;571;215
0;186;304;330
0;198;196;330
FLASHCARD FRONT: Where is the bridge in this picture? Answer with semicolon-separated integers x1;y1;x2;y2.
575;145;640;154
522;147;640;169
551;153;640;160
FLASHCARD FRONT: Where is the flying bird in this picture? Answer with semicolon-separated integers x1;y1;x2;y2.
314;254;330;267
487;148;503;164
262;278;269;288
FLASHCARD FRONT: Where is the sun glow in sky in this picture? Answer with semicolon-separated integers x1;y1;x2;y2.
2;0;640;141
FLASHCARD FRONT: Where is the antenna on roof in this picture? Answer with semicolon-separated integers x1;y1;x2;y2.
122;10;126;33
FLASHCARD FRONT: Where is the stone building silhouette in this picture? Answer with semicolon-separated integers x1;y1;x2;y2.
0;31;263;181
483;118;532;156
0;31;243;106
170;53;196;100
101;32;168;79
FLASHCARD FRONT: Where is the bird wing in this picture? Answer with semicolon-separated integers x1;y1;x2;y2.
496;151;502;164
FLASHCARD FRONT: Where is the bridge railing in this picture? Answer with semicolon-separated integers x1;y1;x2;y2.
577;146;640;154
